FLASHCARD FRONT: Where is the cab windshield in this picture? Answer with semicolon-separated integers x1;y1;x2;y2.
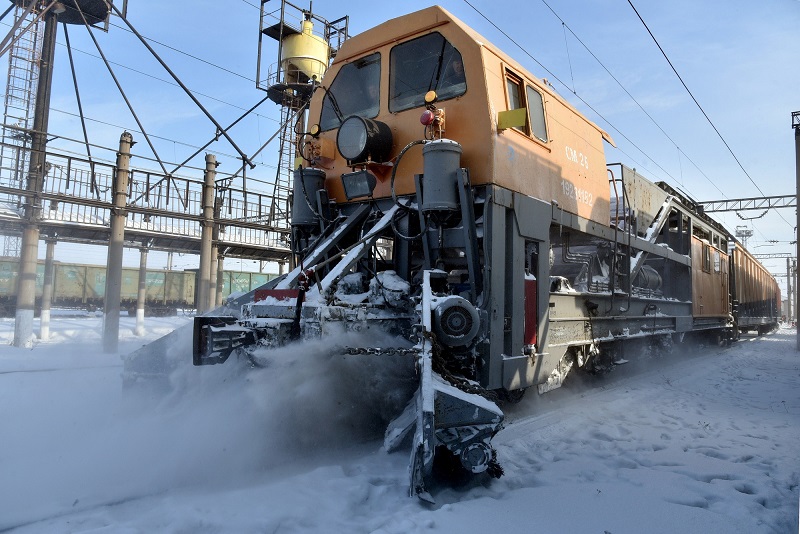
390;32;466;112
319;53;381;131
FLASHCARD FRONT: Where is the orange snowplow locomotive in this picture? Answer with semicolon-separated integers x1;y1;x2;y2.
185;6;779;499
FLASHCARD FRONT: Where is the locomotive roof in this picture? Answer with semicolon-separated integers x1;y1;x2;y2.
335;5;615;146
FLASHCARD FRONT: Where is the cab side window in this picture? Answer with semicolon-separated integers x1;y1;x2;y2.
526;86;548;142
505;73;526;133
506;71;549;142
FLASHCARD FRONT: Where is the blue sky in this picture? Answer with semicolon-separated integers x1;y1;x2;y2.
7;0;800;287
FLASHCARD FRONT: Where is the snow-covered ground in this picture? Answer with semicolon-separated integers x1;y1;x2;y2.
0;314;798;533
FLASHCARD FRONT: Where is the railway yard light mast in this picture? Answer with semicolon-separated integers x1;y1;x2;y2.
735;226;753;248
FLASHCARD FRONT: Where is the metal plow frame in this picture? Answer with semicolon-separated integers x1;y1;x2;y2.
404;270;504;501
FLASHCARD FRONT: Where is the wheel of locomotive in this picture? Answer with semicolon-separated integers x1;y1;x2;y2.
583;343;616;375
730;324;740;343
649;333;675;355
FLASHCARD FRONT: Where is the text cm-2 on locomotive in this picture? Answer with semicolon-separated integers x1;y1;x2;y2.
173;6;780;499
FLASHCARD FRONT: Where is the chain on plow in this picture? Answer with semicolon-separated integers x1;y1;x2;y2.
423;331;500;403
342;346;420;356
342;337;499;402
433;358;500;403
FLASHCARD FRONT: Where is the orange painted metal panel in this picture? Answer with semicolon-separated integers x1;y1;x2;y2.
305;6;611;224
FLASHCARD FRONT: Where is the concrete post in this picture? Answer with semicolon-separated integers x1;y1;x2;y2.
135;244;148;336
39;238;56;341
197;153;218;314
13;11;59;348
209;241;219;307
215;254;225;307
213;196;224;308
103;131;133;353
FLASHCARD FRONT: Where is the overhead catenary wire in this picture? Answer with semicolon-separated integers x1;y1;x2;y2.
5;7;276;126
463;0;785;243
59;40;280;125
624;0;793;232
0;3;14;24
45;107;280;176
625;0;763;198
0;9;284;178
0;14;282;126
169;93;272;176
540;0;725;198
75;5;170;177
107;20;255;83
461;0;682;190
541;0;711;192
104;1;254;170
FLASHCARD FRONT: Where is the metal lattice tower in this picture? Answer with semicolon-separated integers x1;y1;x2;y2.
269;92;305;228
0;4;44;257
257;1;348;230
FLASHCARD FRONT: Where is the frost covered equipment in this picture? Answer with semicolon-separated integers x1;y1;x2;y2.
191;142;506;498
392;270;504;501
131;4;783;503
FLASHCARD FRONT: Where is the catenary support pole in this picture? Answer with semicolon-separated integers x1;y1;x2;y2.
794;259;797;323
210;243;218;310
215;254;225;307
103;131;133;353
794;111;800;349
14;10;58;347
787;257;793;323
213;196;224;308
135;244;148;336
39;238;56;341
197;153;217;313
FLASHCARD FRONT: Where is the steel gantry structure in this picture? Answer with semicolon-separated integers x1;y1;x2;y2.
697;195;796;213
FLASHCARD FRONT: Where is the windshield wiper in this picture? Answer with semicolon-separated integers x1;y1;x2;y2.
427;40;448;92
321;85;345;124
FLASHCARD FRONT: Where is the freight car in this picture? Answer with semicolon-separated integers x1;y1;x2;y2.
164;6;778;499
0;258;278;316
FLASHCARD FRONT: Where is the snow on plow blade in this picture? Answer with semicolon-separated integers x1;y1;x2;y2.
406;349;504;502
193;316;255;366
386;271;504;501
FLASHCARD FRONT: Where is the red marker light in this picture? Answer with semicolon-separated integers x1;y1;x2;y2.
420;110;435;126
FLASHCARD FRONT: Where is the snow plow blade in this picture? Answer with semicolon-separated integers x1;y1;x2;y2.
407;351;504;501
193;316;255;366
387;271;504;501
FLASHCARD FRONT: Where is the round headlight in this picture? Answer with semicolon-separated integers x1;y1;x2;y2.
336;116;393;163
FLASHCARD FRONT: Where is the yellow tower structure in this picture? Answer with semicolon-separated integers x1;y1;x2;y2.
257;1;349;232
281;19;329;86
